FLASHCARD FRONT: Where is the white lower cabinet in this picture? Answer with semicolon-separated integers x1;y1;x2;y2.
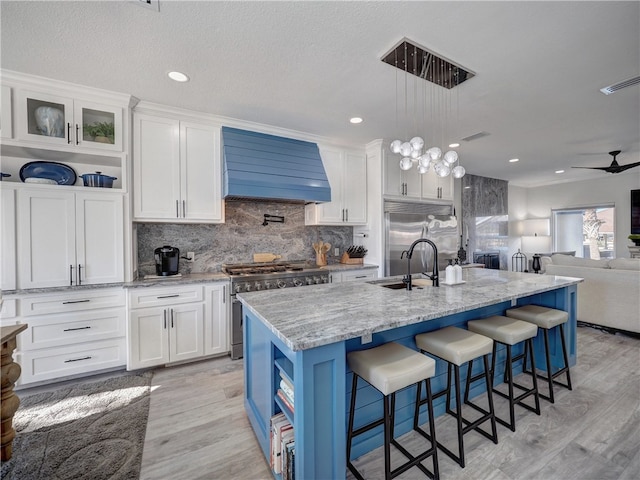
127;282;228;370
12;287;127;387
331;268;378;283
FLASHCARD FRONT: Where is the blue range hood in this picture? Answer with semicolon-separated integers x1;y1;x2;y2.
222;127;331;203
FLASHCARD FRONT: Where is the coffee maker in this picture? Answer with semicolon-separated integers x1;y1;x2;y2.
154;246;180;276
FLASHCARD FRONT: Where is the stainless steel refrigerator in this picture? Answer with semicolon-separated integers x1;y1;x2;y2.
385;201;458;277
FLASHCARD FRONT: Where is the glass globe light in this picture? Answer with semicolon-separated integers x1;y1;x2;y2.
434;161;451;177
443;150;458;165
427;146;442;161
418;154;431;169
400;142;412;157
452;165;466;178
410;148;422;159
399;157;413;171
390;140;402;154
409;136;424;151
417;164;429;174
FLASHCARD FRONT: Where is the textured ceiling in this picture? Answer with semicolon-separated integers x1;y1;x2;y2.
1;1;639;187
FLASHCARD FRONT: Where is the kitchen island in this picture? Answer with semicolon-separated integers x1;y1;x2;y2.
237;269;582;480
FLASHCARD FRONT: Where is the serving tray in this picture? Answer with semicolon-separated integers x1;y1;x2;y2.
19;161;77;185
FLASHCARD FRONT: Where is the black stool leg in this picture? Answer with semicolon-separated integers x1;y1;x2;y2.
483;354;498;444
542;328;555;403
559;324;573;390
425;379;440;480
454;365;465;467
384;394;392;480
527;338;541;415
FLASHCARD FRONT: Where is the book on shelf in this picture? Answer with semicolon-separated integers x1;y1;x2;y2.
279;370;294;391
275;422;293;474
277;389;295;413
283;440;295;480
270;413;289;472
279;379;294;403
281;430;294;480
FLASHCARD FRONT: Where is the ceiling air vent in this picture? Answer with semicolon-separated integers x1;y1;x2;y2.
600;75;640;95
381;38;475;89
461;131;490;142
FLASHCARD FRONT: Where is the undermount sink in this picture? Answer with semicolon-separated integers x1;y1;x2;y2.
380;282;407;289
374;278;434;290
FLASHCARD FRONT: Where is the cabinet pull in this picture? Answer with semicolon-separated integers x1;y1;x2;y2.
69;264;74;286
64;356;92;363
75;124;80;145
67;122;72;144
78;264;83;285
223;286;226;302
182;200;186;218
63;326;91;332
176;200;179;218
345;209;349;222
157;294;180;299
163;309;167;329
62;299;90;304
171;308;174;328
355;275;367;279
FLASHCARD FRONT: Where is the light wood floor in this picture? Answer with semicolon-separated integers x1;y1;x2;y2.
139;326;640;480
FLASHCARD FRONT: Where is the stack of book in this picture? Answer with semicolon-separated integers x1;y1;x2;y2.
277;372;294;412
270;413;295;479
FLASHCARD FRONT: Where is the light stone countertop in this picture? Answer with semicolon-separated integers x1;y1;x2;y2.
237;269;583;352
1;264;378;296
123;272;229;289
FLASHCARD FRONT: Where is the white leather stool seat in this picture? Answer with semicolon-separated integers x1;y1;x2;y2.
415;326;493;366
506;305;568;329
468;316;537;345
348;342;436;396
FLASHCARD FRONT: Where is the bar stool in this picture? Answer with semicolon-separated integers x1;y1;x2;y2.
347;342;439;480
467;316;540;432
506;305;572;403
414;326;498;468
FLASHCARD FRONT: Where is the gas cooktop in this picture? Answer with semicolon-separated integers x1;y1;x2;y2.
223;261;319;276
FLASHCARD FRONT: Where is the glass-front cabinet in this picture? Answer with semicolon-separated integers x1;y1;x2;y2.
16;89;123;152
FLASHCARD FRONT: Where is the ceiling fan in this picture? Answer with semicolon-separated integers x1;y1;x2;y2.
572;150;640;174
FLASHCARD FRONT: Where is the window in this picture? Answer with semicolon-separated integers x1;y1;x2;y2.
552;205;615;259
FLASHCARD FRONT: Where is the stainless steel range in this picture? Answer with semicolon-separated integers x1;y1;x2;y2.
223;261;331;359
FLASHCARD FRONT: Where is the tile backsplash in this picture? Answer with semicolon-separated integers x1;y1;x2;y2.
136;200;353;277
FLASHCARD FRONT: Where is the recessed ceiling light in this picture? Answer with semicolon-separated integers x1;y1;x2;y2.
168;71;189;82
464;186;471;189
509;158;519;163
350;117;363;124
555;169;565;174
449;143;460;148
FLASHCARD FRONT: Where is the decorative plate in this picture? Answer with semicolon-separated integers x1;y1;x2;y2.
19;161;77;185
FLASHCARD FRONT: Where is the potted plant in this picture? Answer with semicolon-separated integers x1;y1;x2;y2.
628;234;640;246
83;121;115;144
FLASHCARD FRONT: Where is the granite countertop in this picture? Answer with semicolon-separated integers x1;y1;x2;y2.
237;269;583;352
1;264;379;296
124;272;229;288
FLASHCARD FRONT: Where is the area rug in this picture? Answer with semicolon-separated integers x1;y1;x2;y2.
0;371;153;480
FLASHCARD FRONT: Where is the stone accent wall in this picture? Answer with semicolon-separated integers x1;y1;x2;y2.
136;199;353;276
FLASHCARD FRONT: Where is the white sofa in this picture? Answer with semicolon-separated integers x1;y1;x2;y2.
541;254;640;334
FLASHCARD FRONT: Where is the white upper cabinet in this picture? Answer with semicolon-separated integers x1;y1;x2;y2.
17;188;124;289
383;151;453;202
15;89;124;152
1;186;17;290
305;146;367;225
1;85;12;139
133;109;224;223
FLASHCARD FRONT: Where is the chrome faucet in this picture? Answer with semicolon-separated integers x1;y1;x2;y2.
400;238;439;290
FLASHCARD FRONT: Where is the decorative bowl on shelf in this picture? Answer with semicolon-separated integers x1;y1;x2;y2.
19;161;77;185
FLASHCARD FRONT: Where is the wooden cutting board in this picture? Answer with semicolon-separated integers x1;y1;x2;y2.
253;253;282;262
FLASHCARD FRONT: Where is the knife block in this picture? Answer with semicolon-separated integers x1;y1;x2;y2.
340;253;363;265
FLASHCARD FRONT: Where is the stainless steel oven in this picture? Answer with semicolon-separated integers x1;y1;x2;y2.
224;261;330;359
